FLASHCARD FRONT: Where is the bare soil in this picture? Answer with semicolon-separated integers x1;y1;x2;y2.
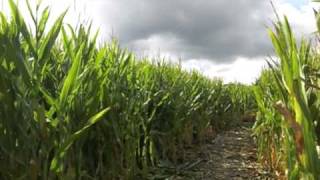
170;122;274;180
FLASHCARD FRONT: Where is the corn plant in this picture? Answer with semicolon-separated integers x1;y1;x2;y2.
254;10;320;178
253;69;284;173
0;1;254;179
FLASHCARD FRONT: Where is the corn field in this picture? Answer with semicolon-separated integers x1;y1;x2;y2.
0;1;255;179
253;2;320;179
3;0;320;179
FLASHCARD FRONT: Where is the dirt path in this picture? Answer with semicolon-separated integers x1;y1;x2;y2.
173;122;273;179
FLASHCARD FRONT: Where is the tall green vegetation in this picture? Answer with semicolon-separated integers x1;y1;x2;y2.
0;1;251;179
254;4;320;179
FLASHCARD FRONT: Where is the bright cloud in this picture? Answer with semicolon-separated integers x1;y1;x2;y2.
182;57;267;84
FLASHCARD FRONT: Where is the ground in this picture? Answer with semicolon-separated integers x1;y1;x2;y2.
164;122;274;180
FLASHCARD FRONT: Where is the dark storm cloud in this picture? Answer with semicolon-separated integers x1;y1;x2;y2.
94;0;274;62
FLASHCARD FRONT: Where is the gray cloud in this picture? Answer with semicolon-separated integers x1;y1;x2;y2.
92;0;274;63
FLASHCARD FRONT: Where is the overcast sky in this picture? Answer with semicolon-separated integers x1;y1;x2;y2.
1;0;318;83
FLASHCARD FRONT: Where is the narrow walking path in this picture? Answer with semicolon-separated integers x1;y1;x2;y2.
173;122;273;179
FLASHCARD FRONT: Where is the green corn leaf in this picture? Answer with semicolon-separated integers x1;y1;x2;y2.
266;60;287;102
0;12;8;31
9;0;36;57
25;0;36;25
37;7;50;41
61;27;74;58
59;43;85;108
38;84;57;107
87;29;99;59
50;107;111;172
313;9;320;33
6;41;32;87
67;24;77;42
95;47;107;66
38;9;67;62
